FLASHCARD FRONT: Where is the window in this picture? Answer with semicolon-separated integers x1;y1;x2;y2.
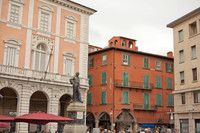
167;94;173;106
88;57;94;68
144;93;149;109
102;54;107;65
63;52;76;76
143;57;149;69
123;72;129;87
179;50;184;63
35;44;47;71
156;94;162;106
155;60;161;71
122;53;130;65
189;21;197;36
191;45;196;59
194;91;200;103
156;76;161;88
88;74;93;86
87;93;92;105
129;41;133;48
65;15;77;40
143;75;149;89
180;119;189;133
122;40;127;47
101;91;107;104
3;38;21;67
167;78;173;89
166;62;173;73
180;71;184;84
8;0;23;25
195;119;200;133
192;68;197;81
38;4;53;32
181;93;185;104
178;30;183;42
123;91;129;104
101;71;107;84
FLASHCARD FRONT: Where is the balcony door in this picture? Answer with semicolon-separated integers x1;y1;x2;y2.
144;93;149;109
123;72;129;87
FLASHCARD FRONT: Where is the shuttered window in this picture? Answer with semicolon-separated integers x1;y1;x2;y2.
143;57;149;69
35;44;46;71
101;91;107;104
167;94;173;106
123;72;129;87
64;58;73;76
6;47;16;66
101;72;107;84
144;93;149;109
123;91;129;104
143;75;149;89
155;60;161;71
156;76;161;88
166;62;173;73
167;78;172;89
122;53;130;65
88;74;93;86
88;57;94;68
156;94;162;106
87;93;92;105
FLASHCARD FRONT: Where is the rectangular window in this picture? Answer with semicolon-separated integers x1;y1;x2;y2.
167;78;172;89
101;71;107;84
180;119;189;133
166;62;173;73
195;119;200;133
123;72;129;87
101;91;107;104
156;76;162;88
167;94;173;106
191;45;196;59
180;71;184;84
64;58;73;76
143;57;149;69
6;46;16;66
181;93;185;104
179;50;184;63
155;60;161;71
192;68;197;81
88;74;93;86
9;4;20;24
144;93;149;109
66;22;74;39
194;91;200;103
87;93;92;105
88;57;94;68
189;21;197;36
179;30;183;42
123;91;129;104
122;53;130;65
102;54;107;65
40;12;49;32
143;75;149;89
156;94;162;106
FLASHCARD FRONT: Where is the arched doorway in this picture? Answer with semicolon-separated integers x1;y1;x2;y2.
98;112;111;130
86;112;95;130
29;91;48;132
0;87;18;132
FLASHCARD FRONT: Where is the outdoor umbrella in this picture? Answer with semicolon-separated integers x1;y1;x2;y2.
0;122;9;128
0;115;14;122
15;112;74;125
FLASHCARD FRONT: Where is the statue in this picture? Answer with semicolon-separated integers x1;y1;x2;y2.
70;72;83;103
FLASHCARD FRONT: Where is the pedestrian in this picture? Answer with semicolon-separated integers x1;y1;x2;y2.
147;128;152;133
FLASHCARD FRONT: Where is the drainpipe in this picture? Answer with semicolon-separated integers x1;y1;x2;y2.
112;48;116;130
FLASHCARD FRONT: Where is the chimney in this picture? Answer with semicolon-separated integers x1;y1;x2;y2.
167;51;173;58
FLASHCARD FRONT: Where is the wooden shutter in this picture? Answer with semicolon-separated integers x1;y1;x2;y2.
87;93;92;105
101;91;106;104
128;54;130;66
123;91;129;104
156;76;161;88
88;74;93;86
144;93;149;109
156;94;162;106
167;94;173;106
123;72;129;87
102;72;107;84
143;75;149;89
167;78;172;89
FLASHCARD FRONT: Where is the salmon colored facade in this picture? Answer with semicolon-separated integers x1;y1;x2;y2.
87;36;174;132
0;0;96;133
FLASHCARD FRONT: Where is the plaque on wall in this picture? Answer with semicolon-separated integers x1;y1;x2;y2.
77;112;83;119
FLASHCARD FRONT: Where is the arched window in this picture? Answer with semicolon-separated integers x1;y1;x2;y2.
129;41;133;48
122;40;126;47
110;42;113;46
114;40;118;45
63;52;76;76
35;43;47;71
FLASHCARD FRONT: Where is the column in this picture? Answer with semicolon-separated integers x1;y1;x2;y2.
95;119;99;128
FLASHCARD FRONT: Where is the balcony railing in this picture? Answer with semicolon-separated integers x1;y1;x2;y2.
115;80;154;90
0;64;88;85
133;104;157;111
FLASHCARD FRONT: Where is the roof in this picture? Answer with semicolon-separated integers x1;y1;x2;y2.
89;46;173;60
167;7;200;28
109;36;137;41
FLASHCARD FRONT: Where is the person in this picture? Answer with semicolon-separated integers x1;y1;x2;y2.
147;128;152;133
70;72;83;103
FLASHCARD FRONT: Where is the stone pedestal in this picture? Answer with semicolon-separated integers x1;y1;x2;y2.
64;102;87;133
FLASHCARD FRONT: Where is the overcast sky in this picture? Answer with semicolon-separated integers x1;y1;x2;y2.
75;0;200;55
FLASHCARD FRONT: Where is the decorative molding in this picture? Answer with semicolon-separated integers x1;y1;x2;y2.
39;4;54;12
32;34;54;50
4;38;22;46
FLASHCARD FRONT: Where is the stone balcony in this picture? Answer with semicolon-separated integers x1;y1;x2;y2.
133;104;157;111
0;64;88;87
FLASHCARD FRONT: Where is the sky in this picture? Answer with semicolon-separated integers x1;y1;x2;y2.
74;0;200;56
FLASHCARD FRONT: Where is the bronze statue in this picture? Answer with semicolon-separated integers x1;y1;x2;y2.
70;72;83;103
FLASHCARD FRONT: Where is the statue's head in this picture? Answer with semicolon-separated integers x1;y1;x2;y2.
76;72;79;76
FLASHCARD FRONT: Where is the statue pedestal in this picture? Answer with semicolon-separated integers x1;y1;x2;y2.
64;102;87;133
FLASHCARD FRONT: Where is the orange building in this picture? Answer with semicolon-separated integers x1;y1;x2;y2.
87;36;174;132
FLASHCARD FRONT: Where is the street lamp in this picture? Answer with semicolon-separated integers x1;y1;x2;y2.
0;94;3;99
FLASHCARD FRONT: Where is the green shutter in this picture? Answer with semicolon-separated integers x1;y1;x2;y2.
156;94;162;106
101;91;107;104
166;62;168;72
171;63;173;72
128;55;130;66
167;78;172;89
88;74;93;86
143;57;149;68
123;91;129;104
102;72;107;84
123;72;129;87
91;58;94;67
144;93;149;109
87;93;92;105
143;75;149;89
156;76;161;88
167;94;173;106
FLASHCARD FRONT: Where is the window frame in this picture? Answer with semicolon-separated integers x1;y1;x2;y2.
167;94;173;107
180;119;189;133
179;50;184;63
178;29;183;42
143;57;149;69
87;93;92;105
167;77;173;89
63;52;76;76
181;93;185;104
155;59;161;71
101;91;107;104
88;57;94;69
180;71;184;84
156;76;162;88
191;45;197;59
88;74;93;86
156;93;162;106
102;54;107;65
101;71;107;84
122;91;129;104
192;68;197;81
65;15;78;42
166;62;173;73
189;21;197;36
122;53;130;65
194;91;200;103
